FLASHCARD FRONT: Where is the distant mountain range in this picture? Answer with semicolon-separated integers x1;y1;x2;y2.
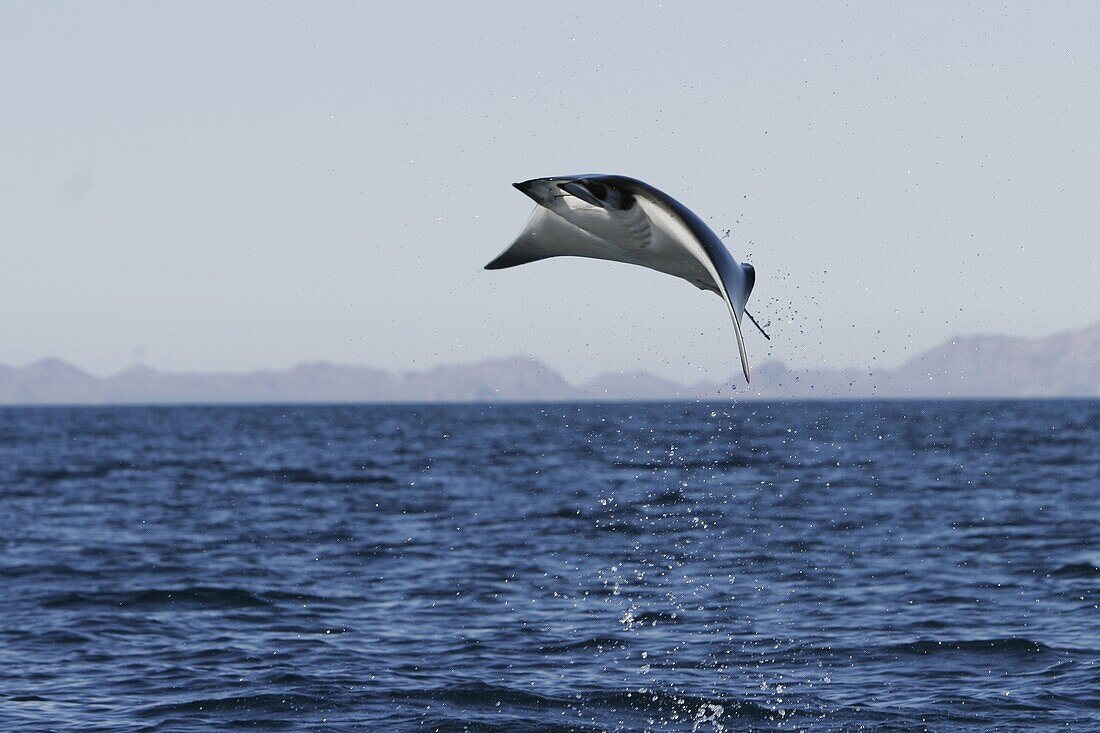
2;322;1097;405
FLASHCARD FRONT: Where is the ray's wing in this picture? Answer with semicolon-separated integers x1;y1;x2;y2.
634;196;755;383
485;205;604;270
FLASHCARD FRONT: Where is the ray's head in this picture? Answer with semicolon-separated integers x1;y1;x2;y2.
513;175;636;213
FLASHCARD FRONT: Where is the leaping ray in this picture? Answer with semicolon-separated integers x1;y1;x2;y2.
486;175;763;383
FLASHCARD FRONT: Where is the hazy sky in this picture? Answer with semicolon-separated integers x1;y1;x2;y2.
2;2;1098;382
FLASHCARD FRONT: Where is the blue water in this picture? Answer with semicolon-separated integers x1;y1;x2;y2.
1;401;1098;732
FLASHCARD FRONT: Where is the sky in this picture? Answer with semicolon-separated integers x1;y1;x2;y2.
1;2;1098;382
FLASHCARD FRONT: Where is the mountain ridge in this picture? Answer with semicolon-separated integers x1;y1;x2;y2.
1;322;1097;404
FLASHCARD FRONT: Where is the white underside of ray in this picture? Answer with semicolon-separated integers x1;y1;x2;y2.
500;195;753;382
507;204;629;265
510;198;715;287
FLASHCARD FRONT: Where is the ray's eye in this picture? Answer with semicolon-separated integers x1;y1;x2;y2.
585;181;608;200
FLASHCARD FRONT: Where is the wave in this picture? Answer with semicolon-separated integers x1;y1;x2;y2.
592;520;646;536
229;467;397;485
888;638;1051;656
419;716;606;733
630;610;682;626
645;489;690;505
585;689;791;722
401;682;792;723
926;594;982;605
412;689;800;733
19;460;134;481
537;635;628;653
612;455;764;471
1051;562;1100;578
41;585;300;610
0;562;102;579
17;461;400;487
138;692;328;717
401;681;561;709
527;507;589;521
611;454;874;472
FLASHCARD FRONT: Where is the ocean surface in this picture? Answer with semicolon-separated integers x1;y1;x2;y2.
1;401;1098;732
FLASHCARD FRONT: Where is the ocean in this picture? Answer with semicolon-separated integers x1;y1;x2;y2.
1;401;1097;731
